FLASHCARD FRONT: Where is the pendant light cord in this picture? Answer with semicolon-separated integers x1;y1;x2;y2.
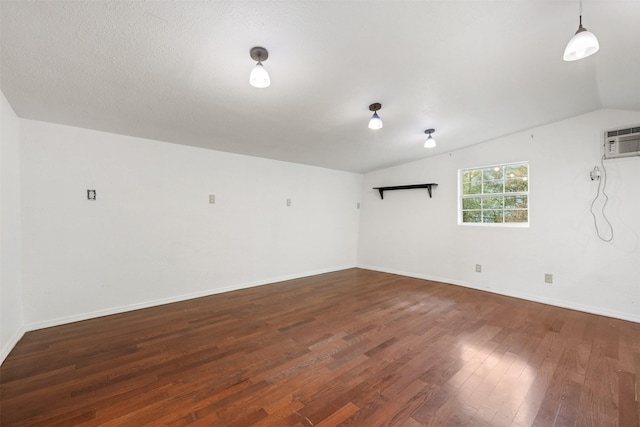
589;155;614;242
578;0;583;28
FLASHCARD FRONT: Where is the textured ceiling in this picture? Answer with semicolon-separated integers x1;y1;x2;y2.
1;1;639;173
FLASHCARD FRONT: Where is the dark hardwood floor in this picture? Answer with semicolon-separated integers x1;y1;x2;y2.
1;268;639;426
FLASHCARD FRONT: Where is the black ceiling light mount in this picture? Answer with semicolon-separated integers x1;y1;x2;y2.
250;46;269;63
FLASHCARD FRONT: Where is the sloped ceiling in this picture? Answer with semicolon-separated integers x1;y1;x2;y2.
1;1;639;173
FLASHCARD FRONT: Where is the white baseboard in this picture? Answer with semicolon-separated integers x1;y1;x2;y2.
24;265;356;333
357;264;640;324
0;325;26;367
11;262;634;365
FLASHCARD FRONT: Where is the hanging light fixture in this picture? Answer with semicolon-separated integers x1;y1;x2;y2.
424;129;436;148
368;103;383;130
249;47;270;88
563;1;599;61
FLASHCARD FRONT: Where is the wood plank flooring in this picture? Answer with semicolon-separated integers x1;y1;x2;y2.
1;268;639;426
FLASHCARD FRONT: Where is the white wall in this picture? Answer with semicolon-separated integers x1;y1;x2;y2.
1;90;23;364
358;109;640;322
20;120;362;329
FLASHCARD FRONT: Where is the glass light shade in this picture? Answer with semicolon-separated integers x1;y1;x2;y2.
368;112;383;130
249;63;270;88
424;135;436;148
563;28;599;61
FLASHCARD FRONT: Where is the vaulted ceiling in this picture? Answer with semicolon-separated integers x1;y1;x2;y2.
2;1;639;173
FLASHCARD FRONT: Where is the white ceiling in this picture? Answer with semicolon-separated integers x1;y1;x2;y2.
1;1;639;173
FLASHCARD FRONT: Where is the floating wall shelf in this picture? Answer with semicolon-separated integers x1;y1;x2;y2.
373;183;438;199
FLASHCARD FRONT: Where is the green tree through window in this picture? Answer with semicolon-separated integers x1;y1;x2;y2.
460;162;529;225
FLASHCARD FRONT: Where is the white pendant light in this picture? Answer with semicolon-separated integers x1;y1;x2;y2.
368;103;383;130
424;129;436;148
249;47;270;88
563;2;599;61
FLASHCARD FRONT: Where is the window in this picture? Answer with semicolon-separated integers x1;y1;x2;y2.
459;162;529;226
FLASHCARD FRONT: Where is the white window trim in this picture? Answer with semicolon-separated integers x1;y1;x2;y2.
458;161;530;227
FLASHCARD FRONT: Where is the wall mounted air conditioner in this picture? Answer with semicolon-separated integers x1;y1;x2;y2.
604;125;640;159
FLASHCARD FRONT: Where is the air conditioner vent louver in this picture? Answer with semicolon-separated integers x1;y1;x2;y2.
604;125;640;159
606;127;640;137
607;126;640;138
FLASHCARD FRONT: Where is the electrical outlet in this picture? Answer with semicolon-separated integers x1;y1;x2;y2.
545;273;553;284
87;189;96;200
357;202;361;209
286;198;291;207
209;194;215;204
475;264;482;273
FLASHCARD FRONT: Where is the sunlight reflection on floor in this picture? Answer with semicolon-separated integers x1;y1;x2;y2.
449;332;537;425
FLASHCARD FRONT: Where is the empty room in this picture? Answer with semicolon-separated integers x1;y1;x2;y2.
1;1;639;426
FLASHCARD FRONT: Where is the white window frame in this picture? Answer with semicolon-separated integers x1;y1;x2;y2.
458;161;530;227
